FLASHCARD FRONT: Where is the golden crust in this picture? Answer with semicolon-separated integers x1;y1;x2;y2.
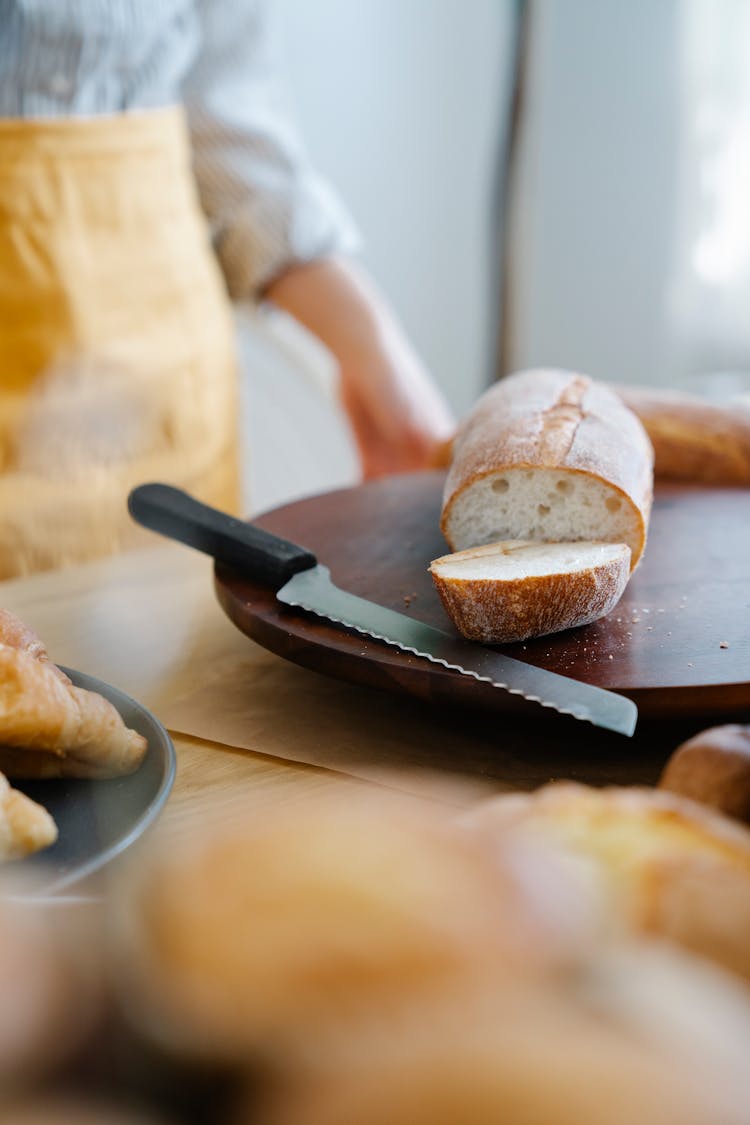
0;644;147;779
429;541;630;643
613;384;750;483
465;782;750;981
0;609;69;683
113;785;597;1059
0;771;57;859
659;724;750;824
442;370;654;567
261;946;750;1125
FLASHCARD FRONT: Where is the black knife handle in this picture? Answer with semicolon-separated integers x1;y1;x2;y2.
128;483;317;588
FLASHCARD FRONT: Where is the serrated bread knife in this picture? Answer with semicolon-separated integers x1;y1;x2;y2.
128;484;637;736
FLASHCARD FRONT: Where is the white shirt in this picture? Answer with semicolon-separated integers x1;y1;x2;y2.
0;0;360;297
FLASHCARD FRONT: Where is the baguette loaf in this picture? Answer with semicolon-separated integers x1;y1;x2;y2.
441;370;654;569
429;540;630;643
612;384;750;484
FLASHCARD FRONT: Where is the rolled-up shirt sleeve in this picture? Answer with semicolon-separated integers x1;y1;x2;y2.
181;0;361;300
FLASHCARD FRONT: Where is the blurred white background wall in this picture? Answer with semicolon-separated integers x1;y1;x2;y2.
272;0;515;416
241;0;515;512
506;0;750;393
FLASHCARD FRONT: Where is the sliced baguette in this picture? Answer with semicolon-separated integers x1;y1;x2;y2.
429;540;630;644
441;370;654;569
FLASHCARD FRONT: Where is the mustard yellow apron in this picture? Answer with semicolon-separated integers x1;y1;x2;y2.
0;106;241;579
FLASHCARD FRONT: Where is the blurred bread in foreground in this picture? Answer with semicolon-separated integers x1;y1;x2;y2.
253;945;750;1125
112;783;598;1062
659;723;750;825
465;782;750;981
0;891;104;1087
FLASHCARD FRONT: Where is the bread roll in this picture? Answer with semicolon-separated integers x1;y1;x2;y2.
258;946;750;1125
441;369;654;569
0;608;70;684
429;539;630;643
112;784;597;1061
465;782;750;981
659;724;750;824
613;383;750;483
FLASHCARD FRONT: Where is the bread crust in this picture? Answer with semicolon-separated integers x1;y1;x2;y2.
612;384;750;484
429;541;630;643
0;609;70;683
659;724;750;824
441;370;654;567
0;644;147;779
467;782;750;981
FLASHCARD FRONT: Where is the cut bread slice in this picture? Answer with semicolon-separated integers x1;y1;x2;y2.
443;467;645;569
441;370;654;570
429;540;631;644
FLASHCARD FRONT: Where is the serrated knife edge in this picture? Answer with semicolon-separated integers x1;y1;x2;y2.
278;567;638;736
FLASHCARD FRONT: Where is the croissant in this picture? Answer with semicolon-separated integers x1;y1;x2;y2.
0;609;70;682
0;771;57;859
0;644;147;779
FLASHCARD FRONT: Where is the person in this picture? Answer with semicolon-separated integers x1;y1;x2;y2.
0;0;455;579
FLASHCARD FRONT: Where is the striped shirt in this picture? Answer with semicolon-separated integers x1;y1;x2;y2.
0;0;359;298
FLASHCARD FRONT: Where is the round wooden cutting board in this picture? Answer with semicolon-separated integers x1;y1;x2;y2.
214;472;750;721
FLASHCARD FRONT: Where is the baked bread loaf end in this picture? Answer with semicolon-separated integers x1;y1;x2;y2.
430;540;630;644
442;369;654;570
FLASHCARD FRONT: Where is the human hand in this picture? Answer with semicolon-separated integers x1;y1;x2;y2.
338;340;455;479
264;258;456;479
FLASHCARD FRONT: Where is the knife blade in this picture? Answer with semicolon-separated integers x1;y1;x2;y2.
127;483;638;736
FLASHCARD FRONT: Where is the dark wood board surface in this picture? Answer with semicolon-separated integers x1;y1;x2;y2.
214;472;750;723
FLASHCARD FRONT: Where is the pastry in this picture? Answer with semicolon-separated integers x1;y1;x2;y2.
0;770;57;859
0;643;147;779
465;782;750;981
